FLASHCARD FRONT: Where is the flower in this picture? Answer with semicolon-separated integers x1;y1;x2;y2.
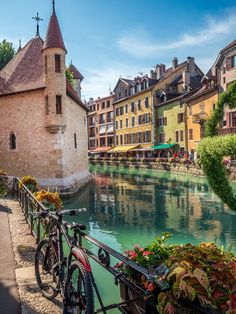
18;176;38;192
117;233;236;313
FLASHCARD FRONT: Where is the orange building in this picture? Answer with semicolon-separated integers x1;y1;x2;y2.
185;80;218;155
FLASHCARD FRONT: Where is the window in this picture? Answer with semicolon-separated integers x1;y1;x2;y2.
120;106;123;115
178;113;184;123
132;117;135;126
115;121;118;129
120;135;123;145
137;100;141;110
74;133;77;149
102;102;105;109
44;56;47;74
45;96;49;115
118;92;121;99
106;101;110;108
159;133;165;143
55;54;61;73
100;138;106;147
120;120;123;129
9;133;16;150
125;89;128;97
138;132;142;143
131;102;135;112
231;111;236;127
99;126;106;135
176;131;179;142
189;129;193;140
115;108;119;116
180;130;184;141
116;136;119;145
97;104;99;110
56;96;62;114
99;113;105;124
125;104;128;114
126;118;129;127
145;97;149;108
232;55;236;68
145;131;151;142
212;103;216;111
223;77;226;84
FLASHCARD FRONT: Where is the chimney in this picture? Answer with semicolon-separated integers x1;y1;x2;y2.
187;56;195;77
172;57;178;70
182;70;190;89
150;70;157;79
159;64;166;77
156;64;161;78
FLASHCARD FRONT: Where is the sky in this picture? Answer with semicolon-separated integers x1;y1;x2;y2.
0;0;236;100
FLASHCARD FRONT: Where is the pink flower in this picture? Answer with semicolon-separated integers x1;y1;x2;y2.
143;250;152;257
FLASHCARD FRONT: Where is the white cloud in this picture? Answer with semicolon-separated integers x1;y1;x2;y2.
117;10;236;58
82;63;148;100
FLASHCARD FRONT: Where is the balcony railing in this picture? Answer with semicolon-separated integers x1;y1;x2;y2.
219;127;236;135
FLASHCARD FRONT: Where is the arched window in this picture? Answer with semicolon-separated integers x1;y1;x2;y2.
9;133;16;150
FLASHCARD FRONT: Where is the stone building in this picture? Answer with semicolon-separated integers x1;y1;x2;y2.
213;39;236;134
87;94;115;154
0;3;90;193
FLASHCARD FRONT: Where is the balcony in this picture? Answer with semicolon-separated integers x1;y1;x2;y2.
219;127;236;135
192;112;208;124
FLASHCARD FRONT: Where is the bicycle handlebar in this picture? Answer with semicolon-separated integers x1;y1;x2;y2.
31;208;87;220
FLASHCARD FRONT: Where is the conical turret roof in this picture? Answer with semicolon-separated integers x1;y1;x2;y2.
42;10;66;52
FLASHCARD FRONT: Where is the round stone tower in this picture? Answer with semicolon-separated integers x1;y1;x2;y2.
42;2;67;134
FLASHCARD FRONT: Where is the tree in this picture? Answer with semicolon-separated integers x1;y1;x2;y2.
0;39;15;70
65;67;74;85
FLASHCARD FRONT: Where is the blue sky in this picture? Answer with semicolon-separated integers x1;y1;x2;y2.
1;0;236;100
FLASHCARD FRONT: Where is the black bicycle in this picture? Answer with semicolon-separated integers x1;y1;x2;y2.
34;208;94;314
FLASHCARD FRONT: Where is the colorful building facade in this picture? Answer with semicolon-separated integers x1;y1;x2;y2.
87;94;114;154
185;85;218;154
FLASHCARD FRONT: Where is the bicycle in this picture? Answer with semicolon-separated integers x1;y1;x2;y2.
33;208;94;314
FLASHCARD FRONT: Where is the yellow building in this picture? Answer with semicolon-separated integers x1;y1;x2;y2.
112;77;156;154
185;84;218;154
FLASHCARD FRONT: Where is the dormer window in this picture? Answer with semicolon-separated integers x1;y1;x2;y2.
55;54;61;73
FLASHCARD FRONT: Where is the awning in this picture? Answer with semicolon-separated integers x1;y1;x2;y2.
90;147;112;153
132;146;152;151
151;143;176;150
107;145;140;153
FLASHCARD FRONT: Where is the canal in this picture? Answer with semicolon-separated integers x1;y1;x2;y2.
63;164;236;312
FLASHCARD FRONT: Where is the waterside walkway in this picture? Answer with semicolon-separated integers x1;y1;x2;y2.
0;198;61;314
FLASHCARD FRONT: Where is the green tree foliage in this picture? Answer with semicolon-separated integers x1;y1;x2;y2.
0;39;15;70
198;80;236;211
65;67;74;85
205;81;236;137
198;135;236;210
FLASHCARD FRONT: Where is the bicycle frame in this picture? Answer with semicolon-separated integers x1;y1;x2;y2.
47;214;92;299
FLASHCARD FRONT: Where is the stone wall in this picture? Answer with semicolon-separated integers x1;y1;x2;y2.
0;89;91;194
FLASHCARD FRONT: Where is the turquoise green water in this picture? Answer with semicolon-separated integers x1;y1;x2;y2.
63;165;236;312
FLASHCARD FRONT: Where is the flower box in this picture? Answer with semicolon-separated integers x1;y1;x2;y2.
116;233;236;314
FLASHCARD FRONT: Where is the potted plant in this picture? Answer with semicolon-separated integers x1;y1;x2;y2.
116;233;236;314
34;190;62;211
18;176;38;192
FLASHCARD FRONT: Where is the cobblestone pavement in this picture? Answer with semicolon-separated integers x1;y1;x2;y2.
1;198;62;314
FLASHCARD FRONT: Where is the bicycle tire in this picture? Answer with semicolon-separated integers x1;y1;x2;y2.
35;238;59;300
64;260;94;314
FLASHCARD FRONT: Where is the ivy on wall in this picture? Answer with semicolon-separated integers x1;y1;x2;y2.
197;81;236;211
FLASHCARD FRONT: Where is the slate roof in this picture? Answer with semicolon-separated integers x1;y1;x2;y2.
0;36;45;95
42;11;66;52
220;38;236;53
69;64;84;81
66;80;88;111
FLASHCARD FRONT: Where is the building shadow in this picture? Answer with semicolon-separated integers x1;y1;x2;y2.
0;281;20;314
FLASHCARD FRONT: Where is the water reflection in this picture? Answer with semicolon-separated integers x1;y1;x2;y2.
63;165;236;253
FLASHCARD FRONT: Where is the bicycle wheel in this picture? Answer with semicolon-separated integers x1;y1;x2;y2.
64;260;94;314
35;239;60;300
